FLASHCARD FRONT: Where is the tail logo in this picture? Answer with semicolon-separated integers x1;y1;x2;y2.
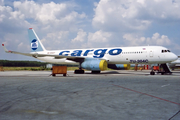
31;39;38;50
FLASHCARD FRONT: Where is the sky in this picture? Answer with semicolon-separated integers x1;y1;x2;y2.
1;0;180;61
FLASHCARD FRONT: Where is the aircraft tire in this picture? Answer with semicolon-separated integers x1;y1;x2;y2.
150;71;155;75
91;71;101;74
74;69;84;74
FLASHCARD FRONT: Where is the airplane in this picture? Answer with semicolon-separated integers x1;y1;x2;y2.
2;28;178;75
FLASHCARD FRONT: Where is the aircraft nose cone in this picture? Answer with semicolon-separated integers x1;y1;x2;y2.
171;53;178;61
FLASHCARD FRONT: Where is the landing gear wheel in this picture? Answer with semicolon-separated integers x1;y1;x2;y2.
74;69;84;74
150;71;155;75
91;71;101;74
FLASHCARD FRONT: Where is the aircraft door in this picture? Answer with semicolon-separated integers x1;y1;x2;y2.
149;50;153;57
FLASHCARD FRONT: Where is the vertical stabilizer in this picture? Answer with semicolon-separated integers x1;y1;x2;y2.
28;28;46;52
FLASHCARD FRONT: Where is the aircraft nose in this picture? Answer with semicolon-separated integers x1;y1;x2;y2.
171;53;178;61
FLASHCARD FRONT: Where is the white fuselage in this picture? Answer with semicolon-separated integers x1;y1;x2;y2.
34;46;178;65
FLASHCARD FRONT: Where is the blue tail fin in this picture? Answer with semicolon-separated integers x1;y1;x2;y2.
28;28;46;52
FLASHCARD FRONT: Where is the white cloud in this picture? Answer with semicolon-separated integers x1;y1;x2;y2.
92;0;180;32
151;33;171;45
13;0;86;29
41;31;69;50
13;1;67;22
123;33;171;46
71;29;87;42
0;0;87;34
0;3;30;32
137;0;145;5
0;0;87;51
88;30;111;43
0;0;4;6
83;30;113;48
92;0;151;31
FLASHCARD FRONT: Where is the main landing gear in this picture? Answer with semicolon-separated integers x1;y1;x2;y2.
91;71;101;74
74;63;85;74
74;69;84;74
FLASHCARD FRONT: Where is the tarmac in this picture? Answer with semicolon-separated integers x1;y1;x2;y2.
0;70;180;120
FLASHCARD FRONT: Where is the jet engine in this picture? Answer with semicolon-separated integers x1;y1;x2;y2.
81;59;107;71
108;64;130;70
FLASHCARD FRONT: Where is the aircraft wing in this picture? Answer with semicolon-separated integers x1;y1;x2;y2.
2;44;35;57
2;44;85;60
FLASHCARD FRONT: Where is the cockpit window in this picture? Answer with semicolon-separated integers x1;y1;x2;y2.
162;49;171;53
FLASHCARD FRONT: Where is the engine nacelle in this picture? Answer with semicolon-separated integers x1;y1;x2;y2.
81;59;107;71
108;64;130;70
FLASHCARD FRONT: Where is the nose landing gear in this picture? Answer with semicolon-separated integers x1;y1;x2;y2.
150;70;155;75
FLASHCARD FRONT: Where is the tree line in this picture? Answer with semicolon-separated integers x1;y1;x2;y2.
0;60;46;67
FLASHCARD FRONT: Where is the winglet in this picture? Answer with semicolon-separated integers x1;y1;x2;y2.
2;44;9;53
